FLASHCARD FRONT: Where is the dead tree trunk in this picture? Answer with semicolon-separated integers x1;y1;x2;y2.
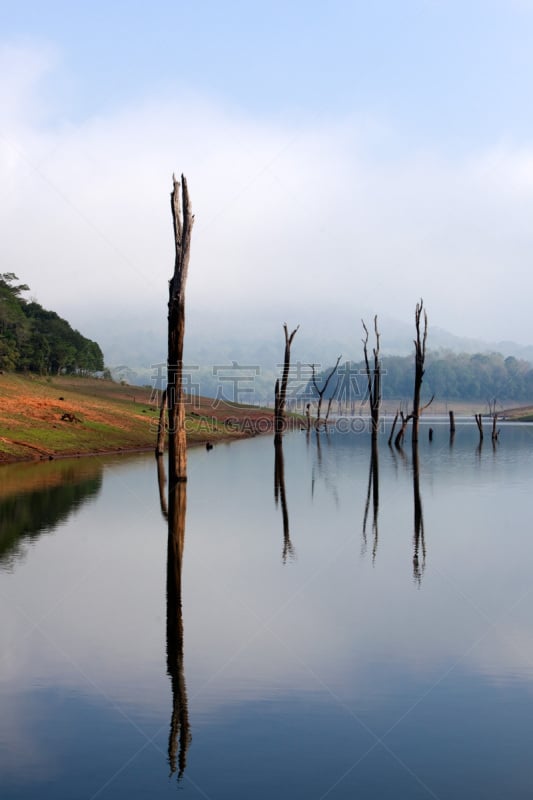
362;315;381;443
310;356;342;430
394;409;412;449
449;410;456;444
274;324;299;444
157;451;169;520
156;389;168;456
388;410;399;447
492;413;499;442
168;174;194;486
324;375;341;425
412;299;428;444
475;413;484;443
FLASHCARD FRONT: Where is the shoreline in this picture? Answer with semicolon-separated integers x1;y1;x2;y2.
2;373;531;465
0;427;275;466
0;373;278;465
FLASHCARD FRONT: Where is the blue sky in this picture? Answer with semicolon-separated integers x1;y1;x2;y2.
7;0;533;145
2;0;533;359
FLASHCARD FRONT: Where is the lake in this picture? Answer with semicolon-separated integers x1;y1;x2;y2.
2;420;533;799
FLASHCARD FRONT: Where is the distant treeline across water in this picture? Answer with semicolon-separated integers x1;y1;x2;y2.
309;351;533;404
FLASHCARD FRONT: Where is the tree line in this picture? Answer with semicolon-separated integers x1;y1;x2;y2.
0;273;104;375
307;349;533;405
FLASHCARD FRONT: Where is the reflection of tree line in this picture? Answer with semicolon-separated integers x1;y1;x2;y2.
0;461;103;567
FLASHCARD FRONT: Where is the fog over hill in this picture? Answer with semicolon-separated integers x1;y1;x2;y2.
74;304;533;398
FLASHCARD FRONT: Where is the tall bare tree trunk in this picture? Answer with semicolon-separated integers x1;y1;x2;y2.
168;175;194;485
491;413;499;442
310;356;342;430
449;409;456;444
362;315;381;443
156;389;168;456
412;300;428;444
156;451;169;520
394;409;412;449
475;413;484;444
388;409;399;447
274;323;299;444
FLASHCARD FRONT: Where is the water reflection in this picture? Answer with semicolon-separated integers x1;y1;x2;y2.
311;431;339;505
411;445;426;586
157;452;189;773
167;482;192;780
387;439;426;584
2;430;533;798
362;441;379;562
0;459;103;568
274;440;295;563
166;480;192;779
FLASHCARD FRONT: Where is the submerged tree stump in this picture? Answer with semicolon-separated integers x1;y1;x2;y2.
475;413;484;443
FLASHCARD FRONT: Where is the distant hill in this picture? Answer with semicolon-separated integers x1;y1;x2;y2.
96;307;533;369
92;307;533;404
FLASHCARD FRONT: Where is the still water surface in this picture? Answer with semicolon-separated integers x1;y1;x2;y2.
2;423;533;799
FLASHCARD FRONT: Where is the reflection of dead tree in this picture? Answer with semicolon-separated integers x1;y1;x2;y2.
168;175;194;486
167;482;192;780
362;316;381;443
412;299;432;444
274;323;299;444
311;429;322;499
310;431;339;505
412;445;426;586
274;440;295;562
362;440;379;562
310;356;342;430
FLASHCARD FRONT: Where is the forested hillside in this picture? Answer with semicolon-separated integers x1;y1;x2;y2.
0;273;104;374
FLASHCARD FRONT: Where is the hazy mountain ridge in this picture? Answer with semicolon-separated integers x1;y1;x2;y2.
99;309;533;401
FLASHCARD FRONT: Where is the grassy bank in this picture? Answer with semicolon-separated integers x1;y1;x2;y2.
0;373;276;463
500;404;533;422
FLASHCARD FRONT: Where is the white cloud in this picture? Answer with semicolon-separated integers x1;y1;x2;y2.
2;41;533;357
